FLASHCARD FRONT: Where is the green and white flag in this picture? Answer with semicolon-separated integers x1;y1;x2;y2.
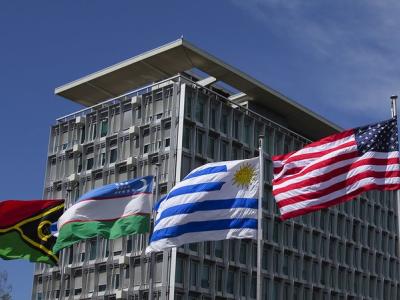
53;176;153;253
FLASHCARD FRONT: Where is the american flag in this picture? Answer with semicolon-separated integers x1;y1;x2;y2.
272;117;400;220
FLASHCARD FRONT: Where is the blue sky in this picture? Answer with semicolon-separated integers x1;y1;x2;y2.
1;1;399;298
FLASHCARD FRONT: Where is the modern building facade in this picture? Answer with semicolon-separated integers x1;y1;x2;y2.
32;39;400;300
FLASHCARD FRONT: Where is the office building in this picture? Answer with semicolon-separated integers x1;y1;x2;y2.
32;39;400;299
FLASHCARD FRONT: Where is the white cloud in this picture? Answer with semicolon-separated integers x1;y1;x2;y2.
230;0;400;126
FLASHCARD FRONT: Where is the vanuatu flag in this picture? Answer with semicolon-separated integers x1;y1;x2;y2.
0;200;64;265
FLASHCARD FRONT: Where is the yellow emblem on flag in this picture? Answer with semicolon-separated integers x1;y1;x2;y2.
233;163;256;188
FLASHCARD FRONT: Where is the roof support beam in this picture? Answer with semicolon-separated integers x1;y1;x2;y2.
228;92;251;103
196;76;217;87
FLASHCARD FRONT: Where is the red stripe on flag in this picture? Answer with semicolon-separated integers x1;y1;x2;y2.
273;140;356;174
0;200;64;229
273;150;360;186
276;170;400;208
280;183;400;220
272;129;354;162
273;157;400;195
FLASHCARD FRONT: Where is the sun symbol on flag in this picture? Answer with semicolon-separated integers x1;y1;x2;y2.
233;163;256;188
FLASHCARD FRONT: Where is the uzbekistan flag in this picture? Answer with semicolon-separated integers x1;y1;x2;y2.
53;176;153;253
0;200;64;265
273;117;400;220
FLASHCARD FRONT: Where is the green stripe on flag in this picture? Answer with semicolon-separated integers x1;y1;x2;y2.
0;231;56;265
53;214;150;253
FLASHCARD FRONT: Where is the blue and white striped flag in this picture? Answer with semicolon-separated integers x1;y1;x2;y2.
146;157;259;253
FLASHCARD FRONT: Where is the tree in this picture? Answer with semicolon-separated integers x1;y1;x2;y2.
0;270;12;300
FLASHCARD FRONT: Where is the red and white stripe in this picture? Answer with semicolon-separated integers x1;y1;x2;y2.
272;130;400;220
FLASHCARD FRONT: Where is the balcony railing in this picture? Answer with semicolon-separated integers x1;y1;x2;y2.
56;75;181;124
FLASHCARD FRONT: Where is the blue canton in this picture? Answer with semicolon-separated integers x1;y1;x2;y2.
355;118;399;154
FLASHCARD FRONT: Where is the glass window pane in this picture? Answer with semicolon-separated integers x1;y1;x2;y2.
100;119;108;137
201;264;210;288
110;148;118;164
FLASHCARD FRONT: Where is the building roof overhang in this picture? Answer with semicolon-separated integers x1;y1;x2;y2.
55;38;341;140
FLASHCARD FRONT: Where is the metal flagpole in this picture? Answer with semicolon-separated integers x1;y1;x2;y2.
257;135;264;300
149;163;161;300
390;95;400;270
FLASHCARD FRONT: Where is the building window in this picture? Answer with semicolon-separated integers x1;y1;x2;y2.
188;242;198;252
244;119;251;144
215;241;223;258
251;277;257;298
195;94;206;123
100;119;108;137
221;110;229;134
98;284;106;292
232;146;240;160
122;109;132;130
80;125;86;143
312;261;319;284
207;136;216;159
89;239;97;260
262;248;268;270
283;253;289;275
183;125;191;149
204;241;211;256
233;116;240;139
196;130;204;155
79;250;85;262
112;271;120;290
110;148;117;164
227;269;234;294
133;260;141;286
220;141;228;161
210;105;217;129
229;240;236;262
89;123;97;141
216;267;223;292
100;152;106;166
201;264;210;288
185;89;194;118
175;256;184;284
144;144;149;154
190;260;198;287
165;138;170;148
273;251;279;273
86;157;93;170
240;272;246;297
239;242;246;264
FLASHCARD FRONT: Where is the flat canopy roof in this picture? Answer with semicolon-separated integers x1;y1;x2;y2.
55;38;341;140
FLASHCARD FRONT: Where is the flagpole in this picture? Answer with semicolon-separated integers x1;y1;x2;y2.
149;162;161;300
257;135;264;300
390;95;400;271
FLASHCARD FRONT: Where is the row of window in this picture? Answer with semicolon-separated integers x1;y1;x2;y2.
267;218;399;257
173;253;400;299
175;256;256;297
185;87;284;150
49;124;172;183
51;85;175;153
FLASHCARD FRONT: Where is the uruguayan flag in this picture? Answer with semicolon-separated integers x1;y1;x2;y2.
146;157;259;253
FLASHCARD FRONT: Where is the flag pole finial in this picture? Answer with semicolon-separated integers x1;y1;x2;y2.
391;95;398;118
